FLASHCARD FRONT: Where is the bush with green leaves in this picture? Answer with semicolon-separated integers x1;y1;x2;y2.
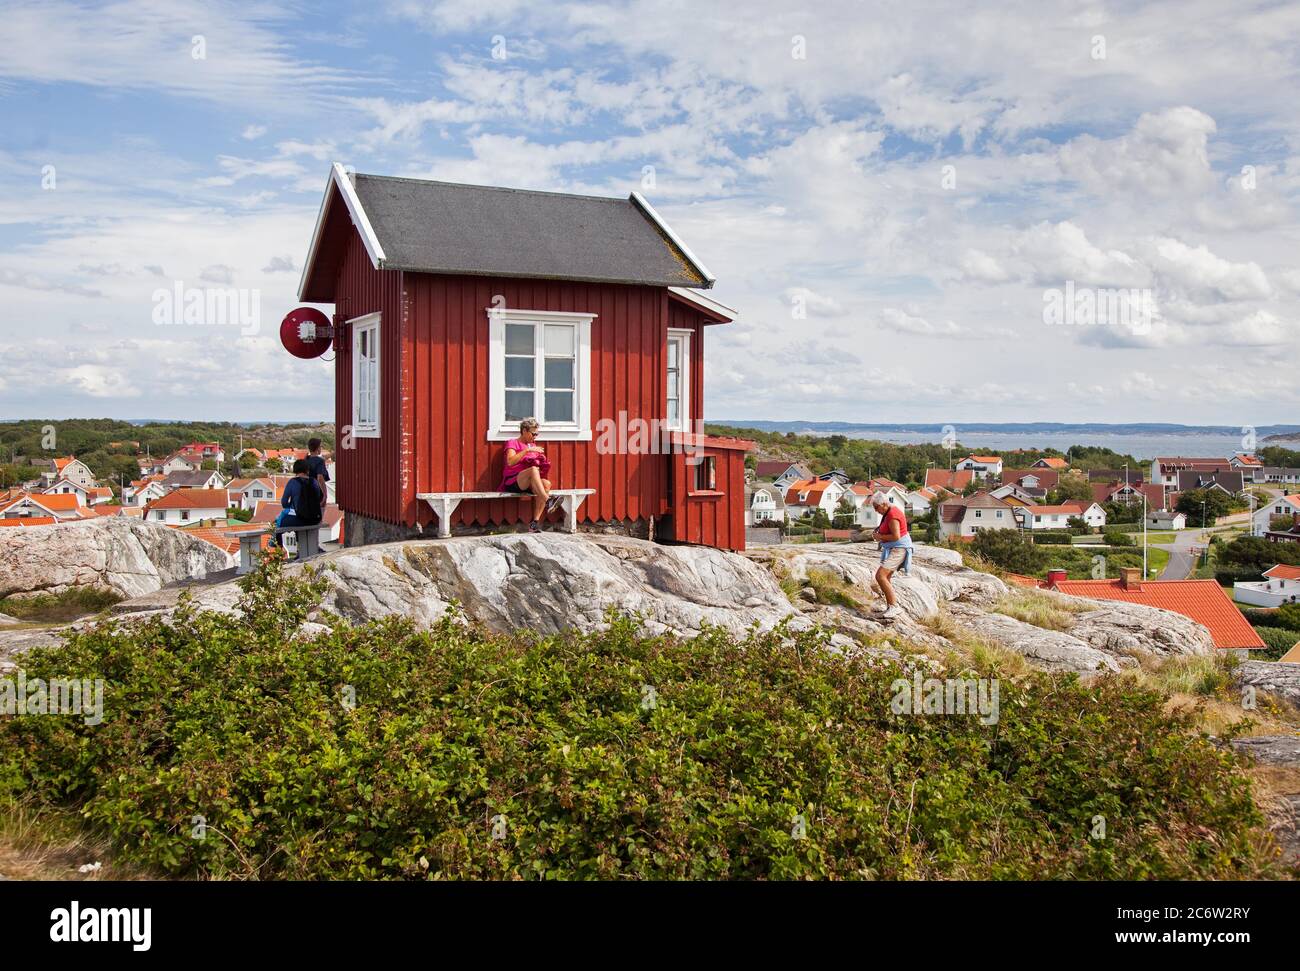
1254;626;1300;657
1103;529;1135;547
0;556;1282;880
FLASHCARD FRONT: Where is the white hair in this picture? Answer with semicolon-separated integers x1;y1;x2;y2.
870;491;890;506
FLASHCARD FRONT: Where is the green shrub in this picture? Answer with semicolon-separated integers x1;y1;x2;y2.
1031;531;1074;545
1103;529;1135;547
1254;626;1300;656
0;557;1281;880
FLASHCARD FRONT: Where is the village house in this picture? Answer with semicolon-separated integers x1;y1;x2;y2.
296;164;751;550
1233;564;1300;608
744;483;786;526
1149;457;1231;489
924;468;974;494
1015;501;1106;530
755;461;812;491
1253;494;1300;536
1230;453;1264;482
784;478;846;519
1146;510;1187;530
160;469;228;492
0;492;95;522
1091;479;1165;510
42;478;112;506
905;487;936;516
1173;468;1245;497
1031;457;1069;470
123;477;167;507
846;480;908;529
1261;466;1300;485
988;482;1037;506
938;492;1016;539
175;442;226;466
143;489;230;526
40;457;96;490
955;455;1004;478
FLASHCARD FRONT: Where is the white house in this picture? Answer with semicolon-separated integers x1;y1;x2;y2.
989;483;1038;505
124;478;168;507
905;488;935;516
1147;510;1187;530
41;457;96;489
1234;564;1300;608
144;489;230;525
784;478;846;519
1150;457;1231;489
938;493;1016;538
847;481;908;529
1015;502;1105;531
227;476;288;512
1230;454;1265;482
955;455;1004;478
1253;494;1300;536
745;483;786;525
767;463;813;491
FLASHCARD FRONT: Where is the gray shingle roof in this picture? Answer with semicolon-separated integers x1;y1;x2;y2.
350;173;709;288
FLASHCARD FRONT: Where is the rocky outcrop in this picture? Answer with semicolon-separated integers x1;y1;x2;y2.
1233;660;1300;707
0;518;232;601
0;529;1225;678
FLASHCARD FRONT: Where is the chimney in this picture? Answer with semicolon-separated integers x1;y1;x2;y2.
1045;568;1067;588
1119;567;1141;590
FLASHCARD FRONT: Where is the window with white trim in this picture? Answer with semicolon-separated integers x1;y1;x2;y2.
350;313;380;438
488;308;593;440
666;328;692;431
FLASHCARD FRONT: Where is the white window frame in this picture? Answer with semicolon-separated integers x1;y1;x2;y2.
666;327;693;432
350;312;381;439
486;308;594;441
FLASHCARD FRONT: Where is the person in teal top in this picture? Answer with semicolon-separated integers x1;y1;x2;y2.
870;492;913;619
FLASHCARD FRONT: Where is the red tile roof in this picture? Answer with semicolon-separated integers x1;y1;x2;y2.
1034;457;1068;469
0;492;85;515
145;489;231;511
1264;565;1300;581
925;469;974;492
1051;578;1265;649
0;516;56;527
172;525;241;555
1026;503;1089;516
964;455;1002;464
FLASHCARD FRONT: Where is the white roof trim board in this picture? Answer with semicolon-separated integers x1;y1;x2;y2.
297;162;388;301
667;286;736;321
630;191;715;285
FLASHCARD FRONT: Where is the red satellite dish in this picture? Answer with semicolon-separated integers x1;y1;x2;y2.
280;307;333;359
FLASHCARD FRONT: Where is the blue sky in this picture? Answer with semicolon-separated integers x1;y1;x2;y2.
1;0;1298;424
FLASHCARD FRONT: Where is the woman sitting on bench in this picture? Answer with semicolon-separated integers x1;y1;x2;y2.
501;417;560;532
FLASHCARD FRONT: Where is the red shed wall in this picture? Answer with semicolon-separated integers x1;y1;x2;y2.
670;444;748;551
332;231;405;524
403;275;707;531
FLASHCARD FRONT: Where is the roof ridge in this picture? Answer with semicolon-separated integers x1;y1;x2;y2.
354;171;627;204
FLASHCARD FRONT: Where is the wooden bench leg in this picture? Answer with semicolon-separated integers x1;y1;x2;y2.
560;493;587;534
431;497;461;538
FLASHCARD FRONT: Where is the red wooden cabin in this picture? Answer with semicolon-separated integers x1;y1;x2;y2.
297;164;751;551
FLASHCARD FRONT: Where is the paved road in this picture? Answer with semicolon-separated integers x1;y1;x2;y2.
1155;529;1206;580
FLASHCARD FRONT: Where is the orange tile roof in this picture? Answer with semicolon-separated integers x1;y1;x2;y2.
1026;503;1089;516
145;489;231;511
172;525;241;555
0;516;56;527
1051;578;1265;649
53;457;74;471
1264;565;1300;581
0;492;84;514
1035;457;1068;469
964;455;1002;464
1003;572;1042;588
784;479;838;505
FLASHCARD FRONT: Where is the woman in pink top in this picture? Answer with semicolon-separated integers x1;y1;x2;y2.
501;417;557;532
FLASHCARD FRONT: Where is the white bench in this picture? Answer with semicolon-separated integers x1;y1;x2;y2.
228;525;322;575
416;489;595;538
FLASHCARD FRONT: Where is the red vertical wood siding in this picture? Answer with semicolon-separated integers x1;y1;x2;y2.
669;443;748;551
332;231;405;524
402;275;672;531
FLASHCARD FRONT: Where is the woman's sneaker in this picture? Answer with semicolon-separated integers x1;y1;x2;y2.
544;495;563;516
881;605;903;620
528;521;543;533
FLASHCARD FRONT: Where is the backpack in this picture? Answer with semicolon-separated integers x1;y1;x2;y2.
294;477;322;524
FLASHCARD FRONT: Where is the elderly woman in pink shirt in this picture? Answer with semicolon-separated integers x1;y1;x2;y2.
501;417;559;532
